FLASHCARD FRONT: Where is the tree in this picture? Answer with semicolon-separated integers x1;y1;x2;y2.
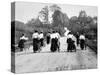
49;4;61;12
87;16;93;23
52;10;62;26
62;13;69;27
38;6;49;24
70;16;78;23
78;10;87;26
51;4;69;27
79;10;87;18
26;18;42;28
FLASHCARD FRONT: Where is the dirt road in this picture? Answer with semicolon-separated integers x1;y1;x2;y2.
15;37;97;73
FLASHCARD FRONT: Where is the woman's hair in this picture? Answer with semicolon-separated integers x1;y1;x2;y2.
68;32;72;34
40;31;43;33
21;34;25;36
52;30;55;33
34;30;38;33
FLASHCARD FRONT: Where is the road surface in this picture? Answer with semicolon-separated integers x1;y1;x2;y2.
13;37;97;73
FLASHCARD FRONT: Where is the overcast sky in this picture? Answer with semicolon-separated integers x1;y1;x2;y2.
15;2;98;23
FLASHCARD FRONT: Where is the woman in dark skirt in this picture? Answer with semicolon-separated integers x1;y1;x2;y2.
46;32;51;44
50;31;58;52
67;38;73;52
32;31;39;53
55;37;59;52
55;31;60;52
79;34;86;50
33;38;39;53
80;39;85;50
18;34;28;51
18;39;25;51
51;38;56;52
71;40;76;51
67;32;76;52
39;32;44;47
39;38;44;47
75;32;80;46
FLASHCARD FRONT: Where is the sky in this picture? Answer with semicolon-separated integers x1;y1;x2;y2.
14;2;98;23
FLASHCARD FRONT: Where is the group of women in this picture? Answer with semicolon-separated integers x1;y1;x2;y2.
66;31;86;52
18;29;86;53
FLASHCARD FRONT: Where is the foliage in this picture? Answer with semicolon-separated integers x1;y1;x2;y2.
12;5;97;46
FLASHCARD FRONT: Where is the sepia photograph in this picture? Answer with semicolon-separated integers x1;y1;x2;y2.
11;2;98;73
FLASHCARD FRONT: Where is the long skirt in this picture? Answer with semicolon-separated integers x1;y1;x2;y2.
55;38;60;52
72;42;76;51
33;38;39;53
47;36;50;44
67;38;76;52
18;39;25;51
50;38;57;52
40;38;44;47
67;43;72;52
76;38;79;46
80;39;85;50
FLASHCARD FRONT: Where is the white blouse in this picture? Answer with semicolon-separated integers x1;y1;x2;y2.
32;33;39;38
